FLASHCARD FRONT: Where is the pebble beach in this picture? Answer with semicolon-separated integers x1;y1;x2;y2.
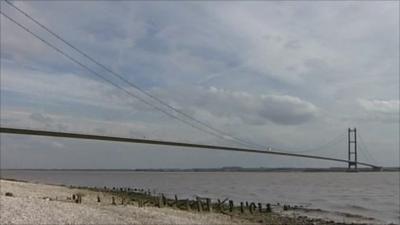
0;179;253;225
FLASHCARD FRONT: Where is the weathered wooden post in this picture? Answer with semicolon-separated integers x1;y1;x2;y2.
196;197;202;212
249;202;256;214
185;199;191;210
216;198;228;212
217;199;222;211
174;195;179;208
266;203;272;213
162;194;167;207
240;202;244;213
157;195;163;208
112;196;116;205
97;195;101;203
229;200;234;212
206;198;212;212
283;205;289;211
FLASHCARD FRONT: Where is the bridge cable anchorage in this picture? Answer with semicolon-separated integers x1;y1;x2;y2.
0;9;259;149
0;127;380;169
2;0;263;150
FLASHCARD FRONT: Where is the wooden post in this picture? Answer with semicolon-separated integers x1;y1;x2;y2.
240;202;244;213
185;199;191;210
206;198;212;212
112;196;116;205
249;202;256;214
216;198;228;212
162;194;167;207
229;200;234;212
266;203;272;213
174;195;179;208
157;195;163;208
97;195;101;203
258;203;262;213
196;197;202;212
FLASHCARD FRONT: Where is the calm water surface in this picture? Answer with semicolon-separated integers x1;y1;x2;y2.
1;170;398;224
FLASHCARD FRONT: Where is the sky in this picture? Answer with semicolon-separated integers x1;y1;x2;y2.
0;1;398;169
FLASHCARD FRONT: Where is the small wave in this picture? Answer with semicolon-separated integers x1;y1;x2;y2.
345;204;376;211
295;207;383;224
334;211;375;220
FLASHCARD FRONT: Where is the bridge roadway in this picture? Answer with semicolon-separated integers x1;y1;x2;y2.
0;127;379;168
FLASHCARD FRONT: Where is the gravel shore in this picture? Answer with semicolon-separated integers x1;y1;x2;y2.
0;179;253;225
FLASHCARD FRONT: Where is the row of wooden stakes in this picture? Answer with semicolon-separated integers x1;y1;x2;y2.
72;186;274;215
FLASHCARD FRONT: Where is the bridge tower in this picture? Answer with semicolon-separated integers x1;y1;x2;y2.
347;128;358;172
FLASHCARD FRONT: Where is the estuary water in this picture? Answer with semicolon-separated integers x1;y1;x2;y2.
1;170;398;224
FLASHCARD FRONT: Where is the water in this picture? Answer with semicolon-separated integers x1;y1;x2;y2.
1;170;398;224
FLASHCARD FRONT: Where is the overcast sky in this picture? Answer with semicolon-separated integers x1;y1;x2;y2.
0;1;398;169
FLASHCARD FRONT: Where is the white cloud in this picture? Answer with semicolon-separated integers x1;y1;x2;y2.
356;99;399;123
358;99;399;114
154;86;319;126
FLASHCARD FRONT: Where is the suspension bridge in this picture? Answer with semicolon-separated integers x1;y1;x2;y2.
0;127;381;171
0;0;382;171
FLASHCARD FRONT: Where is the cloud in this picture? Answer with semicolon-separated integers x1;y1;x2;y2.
358;99;399;114
258;95;319;125
357;99;399;123
155;86;319;126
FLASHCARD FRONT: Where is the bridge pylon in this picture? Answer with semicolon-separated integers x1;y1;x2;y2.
347;128;358;172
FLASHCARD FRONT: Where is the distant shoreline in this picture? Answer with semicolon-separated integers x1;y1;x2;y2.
1;167;399;172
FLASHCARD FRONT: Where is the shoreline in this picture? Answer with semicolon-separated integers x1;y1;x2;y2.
0;178;391;225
